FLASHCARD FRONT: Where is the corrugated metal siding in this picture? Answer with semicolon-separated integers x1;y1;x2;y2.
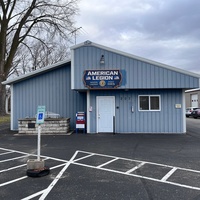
73;46;199;89
12;64;86;130
89;89;184;133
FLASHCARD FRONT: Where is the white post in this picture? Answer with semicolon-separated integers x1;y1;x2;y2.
37;124;41;161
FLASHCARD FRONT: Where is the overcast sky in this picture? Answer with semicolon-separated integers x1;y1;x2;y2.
75;0;200;74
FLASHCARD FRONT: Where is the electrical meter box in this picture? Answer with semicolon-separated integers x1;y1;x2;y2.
76;112;86;133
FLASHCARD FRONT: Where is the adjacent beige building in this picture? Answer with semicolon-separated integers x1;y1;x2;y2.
185;88;200;108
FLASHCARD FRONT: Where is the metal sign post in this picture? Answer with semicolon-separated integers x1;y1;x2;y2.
36;106;45;161
26;105;50;177
37;124;41;161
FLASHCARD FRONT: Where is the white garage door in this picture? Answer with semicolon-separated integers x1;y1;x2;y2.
191;94;198;107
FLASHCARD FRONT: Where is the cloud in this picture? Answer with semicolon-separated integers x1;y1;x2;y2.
75;0;200;74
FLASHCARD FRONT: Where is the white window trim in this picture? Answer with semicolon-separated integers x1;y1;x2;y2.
138;95;161;111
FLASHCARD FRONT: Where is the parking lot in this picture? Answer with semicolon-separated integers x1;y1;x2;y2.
0;118;200;200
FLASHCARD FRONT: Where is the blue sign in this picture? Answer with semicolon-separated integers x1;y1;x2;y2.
38;113;44;120
36;106;46;124
83;70;122;89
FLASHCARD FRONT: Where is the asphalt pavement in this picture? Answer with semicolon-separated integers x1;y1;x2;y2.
0;118;200;200
0;122;10;132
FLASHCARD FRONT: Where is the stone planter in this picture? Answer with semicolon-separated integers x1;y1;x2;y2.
18;118;70;134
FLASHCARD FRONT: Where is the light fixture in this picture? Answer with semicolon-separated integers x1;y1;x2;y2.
100;55;105;64
84;40;92;45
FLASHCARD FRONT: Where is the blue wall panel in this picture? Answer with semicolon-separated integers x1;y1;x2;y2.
88;89;184;133
13;64;86;130
73;46;199;90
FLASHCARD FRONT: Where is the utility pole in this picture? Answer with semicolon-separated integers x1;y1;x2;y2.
71;27;82;44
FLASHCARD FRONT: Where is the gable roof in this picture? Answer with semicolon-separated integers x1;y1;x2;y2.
2;40;200;85
2;59;71;85
71;40;200;79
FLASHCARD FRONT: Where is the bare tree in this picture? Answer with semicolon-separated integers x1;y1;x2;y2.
0;0;79;115
9;39;71;77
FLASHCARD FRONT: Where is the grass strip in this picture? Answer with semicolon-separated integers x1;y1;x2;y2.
0;115;10;124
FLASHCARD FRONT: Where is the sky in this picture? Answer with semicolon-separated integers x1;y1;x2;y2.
75;0;200;75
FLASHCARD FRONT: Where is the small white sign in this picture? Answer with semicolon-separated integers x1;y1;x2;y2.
175;104;182;109
76;124;85;129
89;106;92;112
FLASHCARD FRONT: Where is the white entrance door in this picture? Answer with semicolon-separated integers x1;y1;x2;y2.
97;96;115;133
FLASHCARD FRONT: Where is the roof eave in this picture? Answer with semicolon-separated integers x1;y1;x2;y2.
2;59;71;85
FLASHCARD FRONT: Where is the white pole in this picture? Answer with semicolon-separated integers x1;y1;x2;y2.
37;124;41;161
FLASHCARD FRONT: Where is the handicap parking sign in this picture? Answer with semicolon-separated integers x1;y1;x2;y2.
38;113;43;120
36;106;45;124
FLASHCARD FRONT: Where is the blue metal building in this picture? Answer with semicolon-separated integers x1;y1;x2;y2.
2;41;200;133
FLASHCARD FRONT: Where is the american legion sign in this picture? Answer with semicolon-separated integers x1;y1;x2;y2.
83;69;122;89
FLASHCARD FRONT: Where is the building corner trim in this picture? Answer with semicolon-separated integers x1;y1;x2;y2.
87;90;90;133
10;84;14;131
182;89;186;133
71;50;75;89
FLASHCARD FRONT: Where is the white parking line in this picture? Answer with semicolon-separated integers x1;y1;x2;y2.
2;146;200;200
0;147;29;155
0;151;14;156
77;150;200;174
0;147;69;163
73;153;94;162
97;158;119;168
0;155;29;163
161;167;177;181
125;162;146;174
0;164;27;173
72;160;200;191
21;189;46;200
39;151;78;200
72;150;200;191
0;147;69;193
0;162;68;189
0;158;50;174
50;163;67;170
21;163;68;200
0;176;28;187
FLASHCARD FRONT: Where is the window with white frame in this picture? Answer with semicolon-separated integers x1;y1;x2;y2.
139;95;161;111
